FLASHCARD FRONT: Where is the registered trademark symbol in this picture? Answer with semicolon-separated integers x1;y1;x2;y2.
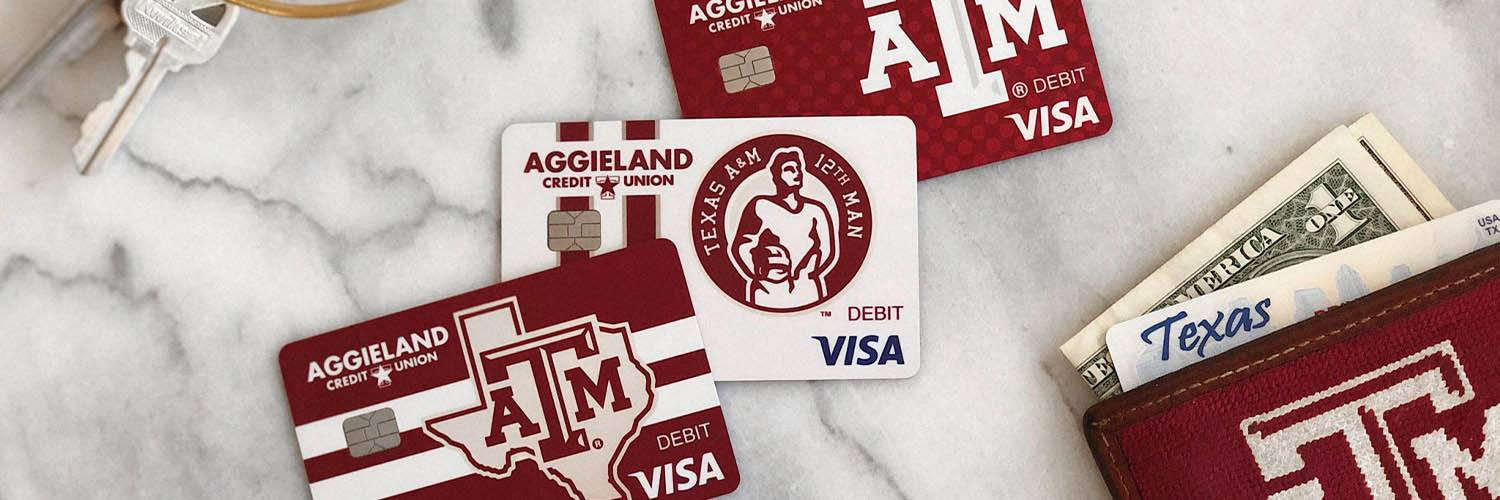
1011;82;1029;98
592;438;604;449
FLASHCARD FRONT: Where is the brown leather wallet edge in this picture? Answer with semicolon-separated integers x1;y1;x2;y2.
1081;242;1500;500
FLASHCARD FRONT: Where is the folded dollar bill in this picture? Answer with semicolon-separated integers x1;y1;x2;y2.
1060;114;1455;399
1106;200;1500;392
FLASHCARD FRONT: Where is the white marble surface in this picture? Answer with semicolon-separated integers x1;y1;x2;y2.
1;1;1498;498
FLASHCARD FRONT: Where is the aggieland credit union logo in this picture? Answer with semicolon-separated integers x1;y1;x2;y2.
425;298;654;499
691;134;871;313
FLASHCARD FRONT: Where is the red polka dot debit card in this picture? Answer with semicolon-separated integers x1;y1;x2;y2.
652;0;1113;180
499;117;919;381
279;241;739;499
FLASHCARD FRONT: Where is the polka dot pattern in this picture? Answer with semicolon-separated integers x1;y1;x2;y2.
655;0;1114;179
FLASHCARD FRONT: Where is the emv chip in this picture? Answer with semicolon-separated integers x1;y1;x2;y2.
548;210;602;252
719;46;774;94
343;408;400;458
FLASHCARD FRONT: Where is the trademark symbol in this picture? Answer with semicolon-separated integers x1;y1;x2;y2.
820;310;832;318
592;438;604;449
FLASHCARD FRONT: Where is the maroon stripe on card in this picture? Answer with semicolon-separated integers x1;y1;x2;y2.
623;120;658;141
560;250;588;265
517;240;695;335
304;353;711;483
638;407;727;436
557;196;590;211
558;196;592;265
303;429;443;483
287;369;469;427
556;122;591;142
389;465;571;499
282;340;471;426
389;473;568;499
285;241;693;426
388;407;734;499
647;349;711;387
624;195;658;246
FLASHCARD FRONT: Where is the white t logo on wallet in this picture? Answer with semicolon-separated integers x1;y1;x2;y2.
1239;341;1500;499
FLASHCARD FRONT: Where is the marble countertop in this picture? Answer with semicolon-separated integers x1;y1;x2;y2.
2;1;1498;498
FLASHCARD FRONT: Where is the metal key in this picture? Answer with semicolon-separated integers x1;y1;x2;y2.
73;0;238;175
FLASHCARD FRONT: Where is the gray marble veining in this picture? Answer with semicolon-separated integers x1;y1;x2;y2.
0;1;1497;498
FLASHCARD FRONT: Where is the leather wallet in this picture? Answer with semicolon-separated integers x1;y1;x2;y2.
1083;243;1500;499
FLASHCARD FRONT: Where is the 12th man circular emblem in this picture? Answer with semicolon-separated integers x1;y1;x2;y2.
692;134;871;313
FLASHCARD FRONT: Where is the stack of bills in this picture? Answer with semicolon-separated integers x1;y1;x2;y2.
1060;114;1463;399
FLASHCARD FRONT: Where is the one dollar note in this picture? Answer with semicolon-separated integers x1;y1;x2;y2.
1059;114;1455;399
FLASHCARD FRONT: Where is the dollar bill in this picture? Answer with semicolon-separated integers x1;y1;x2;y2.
1107;200;1500;391
1059;114;1455;399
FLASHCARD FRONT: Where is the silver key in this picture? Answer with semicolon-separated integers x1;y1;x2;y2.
73;0;238;175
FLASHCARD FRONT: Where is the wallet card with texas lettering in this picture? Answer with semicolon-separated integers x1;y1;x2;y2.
1084;235;1500;499
500;117;920;381
653;0;1112;179
279;241;739;499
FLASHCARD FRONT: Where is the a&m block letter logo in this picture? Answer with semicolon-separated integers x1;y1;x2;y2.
425;298;655;499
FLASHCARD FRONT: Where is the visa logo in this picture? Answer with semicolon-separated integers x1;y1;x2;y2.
814;335;905;366
1005;96;1101;141
627;452;727;499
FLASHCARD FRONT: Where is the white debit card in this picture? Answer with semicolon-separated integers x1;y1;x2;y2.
500;117;920;381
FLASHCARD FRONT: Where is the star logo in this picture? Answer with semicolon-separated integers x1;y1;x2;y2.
371;365;393;388
755;9;776;30
596;176;620;200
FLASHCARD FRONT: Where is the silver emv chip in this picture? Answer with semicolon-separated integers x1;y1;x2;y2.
548;209;602;252
343;407;400;458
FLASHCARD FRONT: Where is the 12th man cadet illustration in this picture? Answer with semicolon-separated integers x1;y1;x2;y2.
731;146;837;310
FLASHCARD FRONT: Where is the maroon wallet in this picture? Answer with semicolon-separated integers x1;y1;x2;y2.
1083;243;1500;499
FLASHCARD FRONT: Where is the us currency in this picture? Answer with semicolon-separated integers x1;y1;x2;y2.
1107;200;1500;391
1060;114;1455;399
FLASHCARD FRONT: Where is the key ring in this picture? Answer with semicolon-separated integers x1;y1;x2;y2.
224;0;404;18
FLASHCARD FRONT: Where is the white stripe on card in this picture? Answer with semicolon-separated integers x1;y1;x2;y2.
630;317;705;364
308;447;471;498
294;319;702;459
643;373;720;426
306;376;723;496
295;381;476;459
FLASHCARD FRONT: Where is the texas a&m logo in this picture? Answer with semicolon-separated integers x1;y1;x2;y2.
425;298;654;499
691;134;872;313
861;0;1073;117
1241;341;1500;499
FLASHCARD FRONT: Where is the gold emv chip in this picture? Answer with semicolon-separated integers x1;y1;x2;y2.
719;46;775;94
548;210;602;252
